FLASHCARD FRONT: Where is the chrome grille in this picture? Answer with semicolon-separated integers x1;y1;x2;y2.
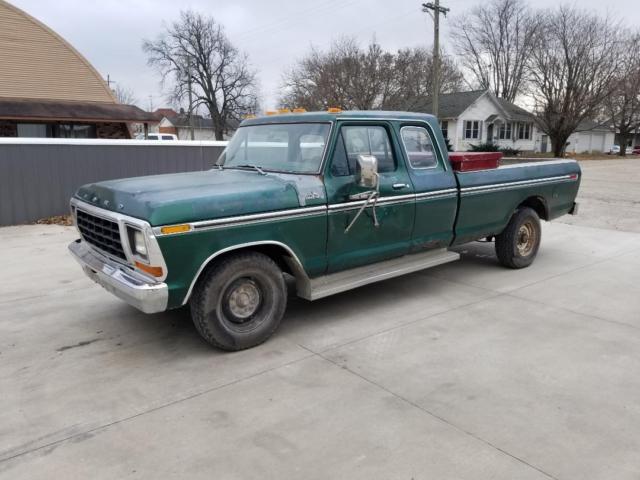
76;209;127;261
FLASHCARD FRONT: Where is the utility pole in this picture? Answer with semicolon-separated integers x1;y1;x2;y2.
422;1;449;120
187;58;195;141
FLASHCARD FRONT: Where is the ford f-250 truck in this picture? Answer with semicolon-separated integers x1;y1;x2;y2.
69;110;580;350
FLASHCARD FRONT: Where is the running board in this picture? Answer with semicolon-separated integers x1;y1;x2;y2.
295;248;460;301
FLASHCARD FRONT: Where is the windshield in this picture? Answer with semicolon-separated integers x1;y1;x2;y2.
217;122;331;174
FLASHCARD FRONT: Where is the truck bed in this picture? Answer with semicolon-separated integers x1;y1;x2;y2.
453;159;581;244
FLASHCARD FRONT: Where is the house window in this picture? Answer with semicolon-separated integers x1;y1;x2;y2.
57;124;96;138
440;120;448;139
17;123;96;138
499;123;512;140
517;122;531;140
17;123;50;137
464;120;480;139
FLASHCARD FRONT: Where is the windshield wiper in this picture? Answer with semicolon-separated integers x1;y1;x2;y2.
232;164;267;175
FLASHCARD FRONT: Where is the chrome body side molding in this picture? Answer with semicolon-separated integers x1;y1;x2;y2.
460;174;577;196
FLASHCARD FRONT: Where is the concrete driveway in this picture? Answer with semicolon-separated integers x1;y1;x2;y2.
1;159;640;479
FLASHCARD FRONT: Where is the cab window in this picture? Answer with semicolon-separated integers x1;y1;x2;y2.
331;125;396;176
400;126;438;169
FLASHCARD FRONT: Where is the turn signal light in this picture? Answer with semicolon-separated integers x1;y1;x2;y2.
327;107;342;113
160;224;191;235
135;262;164;277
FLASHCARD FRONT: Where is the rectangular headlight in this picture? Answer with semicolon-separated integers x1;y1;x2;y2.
127;226;148;259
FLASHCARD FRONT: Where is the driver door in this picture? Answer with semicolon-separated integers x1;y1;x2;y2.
324;122;415;273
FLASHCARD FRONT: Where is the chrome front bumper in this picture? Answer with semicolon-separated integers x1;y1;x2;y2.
68;239;168;314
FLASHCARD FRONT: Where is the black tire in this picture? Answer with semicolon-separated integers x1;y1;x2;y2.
495;207;541;269
190;251;287;351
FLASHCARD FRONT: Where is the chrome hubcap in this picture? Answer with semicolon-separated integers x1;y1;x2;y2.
516;221;536;256
227;279;261;320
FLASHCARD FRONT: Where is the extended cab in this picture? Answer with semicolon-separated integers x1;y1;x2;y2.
69;111;581;350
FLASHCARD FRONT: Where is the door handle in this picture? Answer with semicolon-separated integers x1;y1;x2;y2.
392;183;410;190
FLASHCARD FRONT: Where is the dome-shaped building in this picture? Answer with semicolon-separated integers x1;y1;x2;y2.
0;0;154;138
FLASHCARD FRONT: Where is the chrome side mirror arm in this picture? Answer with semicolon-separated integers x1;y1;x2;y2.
345;172;380;233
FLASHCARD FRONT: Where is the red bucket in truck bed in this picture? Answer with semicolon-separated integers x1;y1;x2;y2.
449;152;502;172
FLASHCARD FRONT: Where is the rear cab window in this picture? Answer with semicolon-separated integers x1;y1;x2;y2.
400;126;438;169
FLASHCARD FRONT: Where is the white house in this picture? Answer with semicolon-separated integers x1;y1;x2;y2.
430;90;615;154
428;90;537;152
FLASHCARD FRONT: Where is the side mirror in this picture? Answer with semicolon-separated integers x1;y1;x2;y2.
356;154;379;189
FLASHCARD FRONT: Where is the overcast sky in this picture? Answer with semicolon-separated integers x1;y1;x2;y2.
10;0;633;112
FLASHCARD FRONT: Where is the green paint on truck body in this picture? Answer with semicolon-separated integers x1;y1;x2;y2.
72;110;581;310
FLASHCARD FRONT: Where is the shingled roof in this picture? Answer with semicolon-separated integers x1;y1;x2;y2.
424;90;534;122
0;97;156;123
423;90;485;118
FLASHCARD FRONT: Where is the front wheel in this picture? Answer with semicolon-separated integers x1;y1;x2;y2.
190;252;287;351
495;207;541;269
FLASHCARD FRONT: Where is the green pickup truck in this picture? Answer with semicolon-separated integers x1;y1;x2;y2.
69;110;580;350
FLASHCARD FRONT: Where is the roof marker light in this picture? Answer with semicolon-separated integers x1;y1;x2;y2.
327;107;342;113
292;108;307;113
278;108;291;114
265;110;278;116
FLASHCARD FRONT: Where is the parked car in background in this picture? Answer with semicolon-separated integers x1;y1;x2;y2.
632;146;640;155
609;145;621;155
135;133;177;141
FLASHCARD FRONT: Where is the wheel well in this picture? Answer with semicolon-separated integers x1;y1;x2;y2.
203;244;297;277
185;243;304;305
518;196;548;221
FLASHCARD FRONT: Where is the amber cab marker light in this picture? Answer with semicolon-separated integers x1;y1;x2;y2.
327;107;342;113
243;114;256;119
292;108;307;113
135;262;164;278
160;224;191;235
277;108;291;114
265;110;278;116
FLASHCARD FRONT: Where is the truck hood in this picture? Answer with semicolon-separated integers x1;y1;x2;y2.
74;169;326;226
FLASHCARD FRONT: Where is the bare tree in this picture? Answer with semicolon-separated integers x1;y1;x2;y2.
383;48;463;111
606;32;640;156
113;85;137;106
279;38;463;111
143;11;259;140
529;6;621;157
450;0;539;102
280;38;390;110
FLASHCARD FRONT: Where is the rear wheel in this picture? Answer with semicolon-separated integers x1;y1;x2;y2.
495;207;541;269
190;252;287;351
